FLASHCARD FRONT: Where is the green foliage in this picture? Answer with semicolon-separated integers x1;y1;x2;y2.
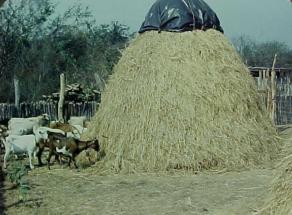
0;0;131;102
6;161;30;201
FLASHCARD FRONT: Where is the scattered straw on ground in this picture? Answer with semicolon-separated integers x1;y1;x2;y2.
84;29;280;173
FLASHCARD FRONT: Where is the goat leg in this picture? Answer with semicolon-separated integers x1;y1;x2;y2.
55;153;62;165
47;151;54;170
36;147;44;166
72;156;78;169
3;146;10;169
28;152;34;170
68;157;72;168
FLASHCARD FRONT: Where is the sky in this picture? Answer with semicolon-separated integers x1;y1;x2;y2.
55;0;292;47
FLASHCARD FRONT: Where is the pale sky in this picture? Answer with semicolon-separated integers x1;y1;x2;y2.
56;0;292;47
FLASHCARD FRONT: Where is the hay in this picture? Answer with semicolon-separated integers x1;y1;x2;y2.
259;129;292;214
259;157;292;214
84;29;280;173
76;149;99;168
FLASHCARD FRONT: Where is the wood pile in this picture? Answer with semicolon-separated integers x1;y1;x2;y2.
41;84;100;102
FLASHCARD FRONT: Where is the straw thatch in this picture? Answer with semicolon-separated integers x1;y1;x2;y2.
84;29;280;173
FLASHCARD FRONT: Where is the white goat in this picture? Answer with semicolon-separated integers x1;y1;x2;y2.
68;116;86;127
3;126;49;170
8;114;49;135
71;124;87;135
66;129;81;139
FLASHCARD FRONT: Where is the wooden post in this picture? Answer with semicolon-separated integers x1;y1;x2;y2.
13;75;20;116
270;54;277;123
266;69;271;111
58;73;65;122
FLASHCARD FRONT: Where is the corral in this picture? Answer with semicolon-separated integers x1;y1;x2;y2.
0;43;291;215
1;0;292;214
0;125;291;214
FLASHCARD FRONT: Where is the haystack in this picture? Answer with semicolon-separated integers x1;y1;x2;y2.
259;160;292;214
259;128;292;214
84;29;280;173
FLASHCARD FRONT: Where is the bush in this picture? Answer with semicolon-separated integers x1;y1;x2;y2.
6;161;30;201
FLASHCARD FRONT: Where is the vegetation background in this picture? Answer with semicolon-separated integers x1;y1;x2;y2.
0;0;291;103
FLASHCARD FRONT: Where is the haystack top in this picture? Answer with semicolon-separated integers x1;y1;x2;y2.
139;0;223;33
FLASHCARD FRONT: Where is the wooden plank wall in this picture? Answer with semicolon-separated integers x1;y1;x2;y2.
0;101;98;123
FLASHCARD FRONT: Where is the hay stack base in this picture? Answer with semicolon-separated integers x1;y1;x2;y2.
85;30;280;173
259;130;292;214
259;159;292;214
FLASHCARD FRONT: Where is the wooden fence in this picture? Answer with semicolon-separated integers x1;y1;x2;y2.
0;101;98;123
1;67;292;125
252;67;292;125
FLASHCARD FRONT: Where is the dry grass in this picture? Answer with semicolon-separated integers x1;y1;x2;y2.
84;29;280;173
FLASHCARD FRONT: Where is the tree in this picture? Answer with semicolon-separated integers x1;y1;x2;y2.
232;35;292;67
0;0;131;102
232;35;256;65
0;0;54;102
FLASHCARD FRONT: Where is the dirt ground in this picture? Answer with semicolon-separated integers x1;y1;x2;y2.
2;125;292;215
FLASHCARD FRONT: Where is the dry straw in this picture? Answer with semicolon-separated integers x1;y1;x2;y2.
259;160;292;214
84;29;280;174
259;129;292;214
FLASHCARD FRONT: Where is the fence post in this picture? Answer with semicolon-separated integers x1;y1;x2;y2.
13;76;20;116
271;54;277;124
58;73;65;122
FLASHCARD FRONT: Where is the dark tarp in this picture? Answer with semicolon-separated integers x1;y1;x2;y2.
139;0;223;33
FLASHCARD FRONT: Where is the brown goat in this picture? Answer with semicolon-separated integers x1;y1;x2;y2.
37;132;67;168
55;138;100;168
50;121;76;132
49;122;81;139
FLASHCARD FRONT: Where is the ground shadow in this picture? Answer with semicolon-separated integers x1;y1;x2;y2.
6;198;43;209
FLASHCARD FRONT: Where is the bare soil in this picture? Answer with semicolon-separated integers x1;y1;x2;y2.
2;126;292;215
3;167;273;215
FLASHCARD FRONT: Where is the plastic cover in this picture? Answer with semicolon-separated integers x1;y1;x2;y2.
139;0;223;33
